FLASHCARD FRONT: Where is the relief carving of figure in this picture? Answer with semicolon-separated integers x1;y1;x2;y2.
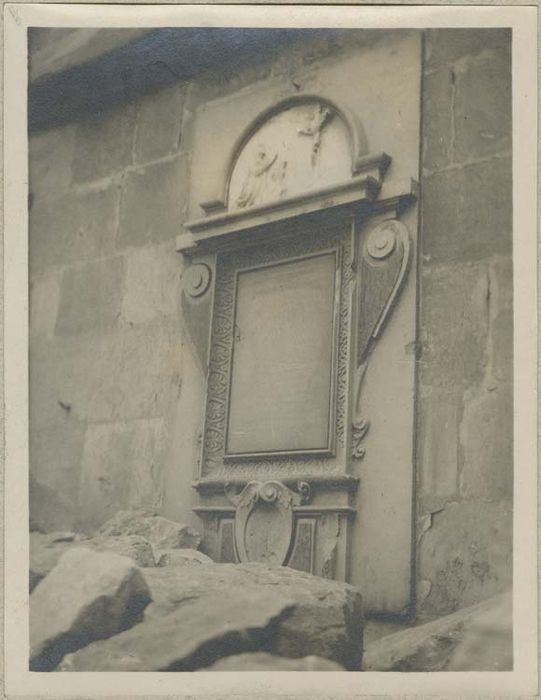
298;103;334;165
235;147;279;209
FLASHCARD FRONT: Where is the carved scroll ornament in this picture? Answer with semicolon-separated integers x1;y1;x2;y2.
224;480;311;565
352;219;411;459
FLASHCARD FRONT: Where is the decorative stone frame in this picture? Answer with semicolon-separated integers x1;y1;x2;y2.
178;95;416;579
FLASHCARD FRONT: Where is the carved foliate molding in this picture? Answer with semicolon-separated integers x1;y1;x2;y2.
352;219;411;459
201;224;354;478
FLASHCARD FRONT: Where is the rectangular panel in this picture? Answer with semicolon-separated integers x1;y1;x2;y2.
226;253;336;455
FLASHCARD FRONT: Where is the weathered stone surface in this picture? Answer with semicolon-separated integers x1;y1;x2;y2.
204;652;345;671
86;323;182;423
30;270;61;338
30;533;156;591
447;591;512;671
421;68;453;172
422;157;512;264
157;548;213;566
30;532;83;591
454;50;512;162
30;417;86;514
142;562;364;670
424;28;511;72
420;263;489;392
488;255;513;384
417;388;459;512
418;501;512;615
55;257;124;336
29;125;75;202
30;472;77;534
84;535;156;567
134;83;186;164
71;104;136;182
30;548;151;671
121;243;183;326
362;592;511;671
117;157;188;248
29;186;120;272
97;510;201;549
459;384;513;502
59;590;295;671
77;420;166;532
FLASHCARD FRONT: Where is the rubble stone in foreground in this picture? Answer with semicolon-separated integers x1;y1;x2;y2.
30;547;151;671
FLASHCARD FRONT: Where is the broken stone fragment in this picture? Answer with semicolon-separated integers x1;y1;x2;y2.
30;532;155;591
83;535;156;567
156;548;213;566
142;562;364;670
203;652;345;671
30;547;151;671
59;589;296;671
97;510;201;549
30;532;86;592
362;591;512;671
446;591;512;671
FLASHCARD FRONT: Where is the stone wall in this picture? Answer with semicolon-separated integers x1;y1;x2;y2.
29;28;513;618
416;29;513;615
29;82;189;532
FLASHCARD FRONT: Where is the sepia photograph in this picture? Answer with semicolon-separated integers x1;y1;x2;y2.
2;3;538;697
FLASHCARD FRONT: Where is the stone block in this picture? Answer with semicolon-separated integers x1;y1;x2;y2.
447;591;512;671
421;67;454;172
30;531;82;591
98;510;200;549
454;50;511;163
142;562;364;670
156;548;213;566
71;104;136;182
30;417;86;509
60;589;295;671
29;186;120;273
30;547;151;670
424;28;511;72
134;83;186;164
117;157;188;249
30;533;155;592
84;535;156;567
459;383;513;502
83;321;183;423
55;257;124;336
29;125;75;203
421;157;512;264
418;501;512;615
121;243;183;325
30;270;61;337
420;263;489;392
417;388;459;509
30;333;110;431
488;256;513;384
77;419;166;533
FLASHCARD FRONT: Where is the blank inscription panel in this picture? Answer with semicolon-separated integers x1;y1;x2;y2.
226;252;337;455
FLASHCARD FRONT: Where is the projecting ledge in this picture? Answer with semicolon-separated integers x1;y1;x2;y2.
177;173;381;252
192;474;360;495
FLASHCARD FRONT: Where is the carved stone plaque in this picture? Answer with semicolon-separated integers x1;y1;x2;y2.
226;253;337;455
228;102;351;211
